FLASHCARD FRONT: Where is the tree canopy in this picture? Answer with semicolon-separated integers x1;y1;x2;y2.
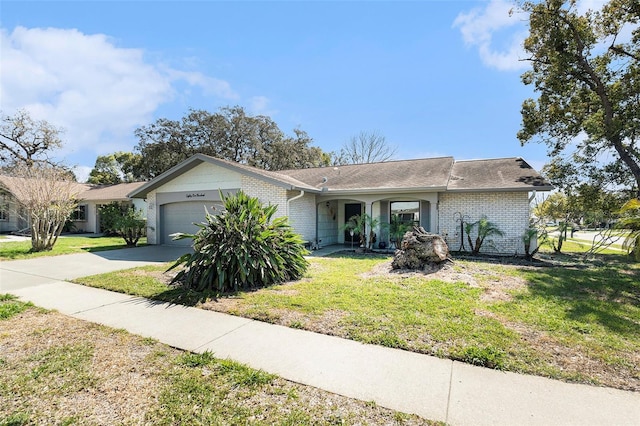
132;106;328;178
518;0;640;198
0;109;64;170
87;152;142;184
535;185;625;226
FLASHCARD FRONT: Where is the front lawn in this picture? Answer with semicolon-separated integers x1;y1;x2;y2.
75;252;640;391
0;297;433;425
0;235;147;260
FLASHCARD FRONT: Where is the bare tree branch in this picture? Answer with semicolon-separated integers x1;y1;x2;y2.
339;131;397;164
0;109;63;169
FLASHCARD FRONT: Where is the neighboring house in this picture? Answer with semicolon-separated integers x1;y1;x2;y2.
129;154;553;254
76;182;147;233
0;175;145;234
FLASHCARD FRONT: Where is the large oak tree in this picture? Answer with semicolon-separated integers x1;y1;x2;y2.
0;110;78;252
0;109;63;169
518;0;640;198
87;152;142;184
132;106;328;178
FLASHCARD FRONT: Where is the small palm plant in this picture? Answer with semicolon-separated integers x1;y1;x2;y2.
389;214;411;249
617;198;640;261
343;214;366;248
464;217;504;255
522;227;542;259
343;213;388;250
168;190;308;292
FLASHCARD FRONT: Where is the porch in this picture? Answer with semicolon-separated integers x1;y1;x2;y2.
314;194;438;250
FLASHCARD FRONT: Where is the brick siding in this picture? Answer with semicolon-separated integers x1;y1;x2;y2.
438;192;531;255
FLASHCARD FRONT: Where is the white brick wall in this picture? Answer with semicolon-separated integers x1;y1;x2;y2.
317;200;338;246
438;192;530;255
288;191;317;243
242;175;288;218
242;177;317;241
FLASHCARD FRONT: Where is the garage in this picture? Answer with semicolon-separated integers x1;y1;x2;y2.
160;201;221;246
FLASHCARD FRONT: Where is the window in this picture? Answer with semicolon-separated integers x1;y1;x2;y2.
72;204;87;221
390;201;420;226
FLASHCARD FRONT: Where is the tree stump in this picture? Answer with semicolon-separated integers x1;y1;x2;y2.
391;226;450;270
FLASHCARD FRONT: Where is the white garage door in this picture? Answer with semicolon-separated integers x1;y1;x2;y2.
161;202;220;246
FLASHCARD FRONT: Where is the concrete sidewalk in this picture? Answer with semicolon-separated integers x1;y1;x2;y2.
2;248;639;425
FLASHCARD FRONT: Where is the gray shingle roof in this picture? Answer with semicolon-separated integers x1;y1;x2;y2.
0;175;90;199
279;157;455;192
0;175;145;201
3;156;552;203
80;182;146;200
447;157;553;191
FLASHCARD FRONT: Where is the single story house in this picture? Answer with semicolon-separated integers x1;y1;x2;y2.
129;154;553;254
0;175;146;234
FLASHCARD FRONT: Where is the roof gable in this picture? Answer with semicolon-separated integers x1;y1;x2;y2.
128;154;319;199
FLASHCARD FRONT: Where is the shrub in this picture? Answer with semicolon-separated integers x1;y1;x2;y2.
168;191;308;292
99;202;146;246
98;202;129;236
114;207;146;247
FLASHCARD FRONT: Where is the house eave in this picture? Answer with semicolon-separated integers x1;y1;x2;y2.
319;186;447;195
445;186;554;193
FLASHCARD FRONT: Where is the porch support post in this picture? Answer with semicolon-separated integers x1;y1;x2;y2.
365;201;373;247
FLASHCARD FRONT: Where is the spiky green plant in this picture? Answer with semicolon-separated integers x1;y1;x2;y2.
617;198;640;261
168;191;308;292
342;213;388;250
464;217;504;255
389;214;411;248
522;227;541;259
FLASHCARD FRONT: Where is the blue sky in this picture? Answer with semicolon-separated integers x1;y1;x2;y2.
1;0;569;181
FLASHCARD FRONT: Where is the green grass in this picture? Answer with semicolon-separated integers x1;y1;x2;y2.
0;235;147;260
74;252;640;389
1;306;434;425
0;294;32;320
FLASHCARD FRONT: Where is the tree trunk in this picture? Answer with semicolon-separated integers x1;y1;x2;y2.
392;227;450;270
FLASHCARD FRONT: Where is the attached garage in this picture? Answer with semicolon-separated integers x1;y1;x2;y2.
160;201;222;246
128;154;317;245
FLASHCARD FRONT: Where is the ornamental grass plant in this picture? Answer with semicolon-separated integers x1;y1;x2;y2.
168;191;308;292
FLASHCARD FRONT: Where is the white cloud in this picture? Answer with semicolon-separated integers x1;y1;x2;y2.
0;26;239;168
166;69;238;100
453;0;529;71
249;96;277;117
72;165;93;183
576;0;606;15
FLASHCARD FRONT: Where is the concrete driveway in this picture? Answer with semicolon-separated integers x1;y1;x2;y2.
0;245;189;292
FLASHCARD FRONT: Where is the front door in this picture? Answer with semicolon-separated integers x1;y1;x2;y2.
344;203;362;244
